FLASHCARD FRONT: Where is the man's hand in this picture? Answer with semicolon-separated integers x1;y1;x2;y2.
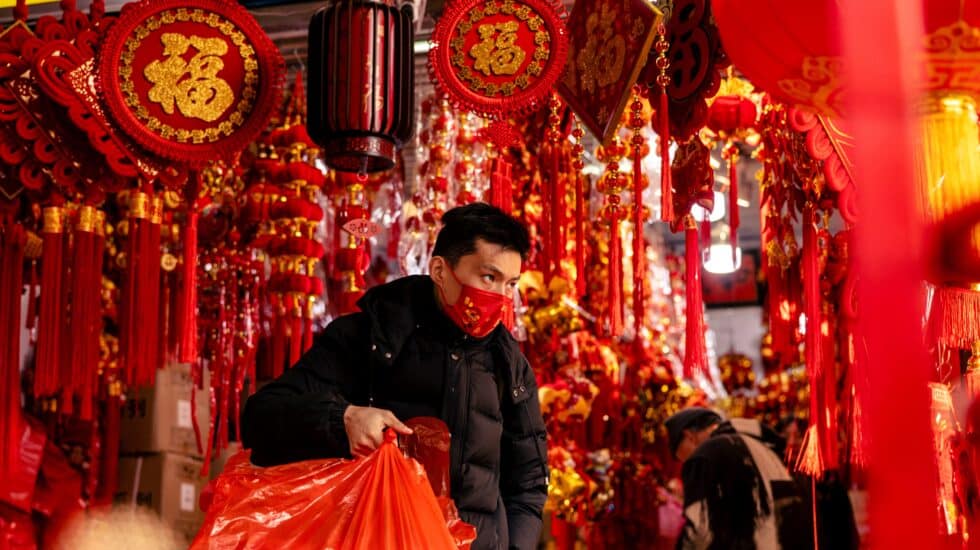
343;405;413;457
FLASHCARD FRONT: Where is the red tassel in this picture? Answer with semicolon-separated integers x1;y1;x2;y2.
659;90;674;223
36;205;66;397
728;144;740;263
633;141;646;340
803;205;823;380
69;206;102;421
177;203;199;363
25;258;37;331
550;147;564;281
146;195;163;380
795;424;824;476
608;217;623;337
0;222;26;477
575;174;588;298
288;295;303;366
489;156;514;214
684;225;708;380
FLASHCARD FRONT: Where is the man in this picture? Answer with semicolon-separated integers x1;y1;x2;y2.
241;203;548;550
665;407;810;550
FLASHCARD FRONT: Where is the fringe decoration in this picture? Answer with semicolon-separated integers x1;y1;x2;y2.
658;88;673;223
549;145;564;281
95;393;121;505
632;140;645;341
0;222;25;478
929;286;980;348
684;224;708;380
36;205;65;398
803;205;823;380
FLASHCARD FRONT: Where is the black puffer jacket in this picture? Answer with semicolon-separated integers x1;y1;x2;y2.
242;276;549;550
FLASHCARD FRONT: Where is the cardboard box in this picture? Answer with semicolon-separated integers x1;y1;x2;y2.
120;363;210;458
115;452;207;545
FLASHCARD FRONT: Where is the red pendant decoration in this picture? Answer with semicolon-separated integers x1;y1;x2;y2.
557;0;661;144
308;0;415;173
429;0;569;123
97;0;285;166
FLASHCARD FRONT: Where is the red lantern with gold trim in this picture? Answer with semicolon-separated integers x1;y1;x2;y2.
307;0;415;173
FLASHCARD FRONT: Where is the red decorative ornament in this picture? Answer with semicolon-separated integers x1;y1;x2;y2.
713;2;841;119
98;0;285;166
557;0;661;144
429;0;569;122
307;0;415;173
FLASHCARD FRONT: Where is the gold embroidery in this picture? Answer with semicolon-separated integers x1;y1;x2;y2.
144;33;235;122
576;2;625;94
470;21;526;76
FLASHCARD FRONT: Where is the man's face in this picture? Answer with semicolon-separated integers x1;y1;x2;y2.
430;238;522;305
675;428;713;462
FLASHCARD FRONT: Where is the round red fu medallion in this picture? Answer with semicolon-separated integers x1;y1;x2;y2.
99;0;283;166
429;0;569;118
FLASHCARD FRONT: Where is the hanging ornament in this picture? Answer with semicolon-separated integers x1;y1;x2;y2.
97;0;285;166
570;120;588;299
557;0;662;143
429;0;570;142
627;88;649;342
308;0;415;172
596;137;628;336
653;23;673;224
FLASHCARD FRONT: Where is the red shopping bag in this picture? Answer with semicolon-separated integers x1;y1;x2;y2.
191;417;475;550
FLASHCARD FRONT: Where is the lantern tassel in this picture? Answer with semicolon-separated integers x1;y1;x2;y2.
803;205;823;379
550;145;564;281
633;138;645;341
659;90;674;223
608;218;623;337
177;201;199;363
489;156;514;214
795;423;825;476
36;205;65;398
684;224;708;381
728;143;740;263
576;173;587;298
0;222;25;477
69;206;101;421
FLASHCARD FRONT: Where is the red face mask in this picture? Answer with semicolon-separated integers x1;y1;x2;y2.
437;267;515;338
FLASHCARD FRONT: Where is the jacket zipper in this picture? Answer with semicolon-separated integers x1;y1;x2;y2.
451;348;469;490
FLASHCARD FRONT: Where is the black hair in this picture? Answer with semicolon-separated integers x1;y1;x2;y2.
432;202;530;265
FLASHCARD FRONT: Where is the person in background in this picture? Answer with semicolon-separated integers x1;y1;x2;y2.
241;203;548;550
666;407;810;550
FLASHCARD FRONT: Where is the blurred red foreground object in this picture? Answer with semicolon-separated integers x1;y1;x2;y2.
190;417;475;550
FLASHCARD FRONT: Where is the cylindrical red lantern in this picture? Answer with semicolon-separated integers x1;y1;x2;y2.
308;0;415;173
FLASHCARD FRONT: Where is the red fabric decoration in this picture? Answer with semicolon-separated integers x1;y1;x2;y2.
608;218;623;337
97;0;285;166
574;173;587;299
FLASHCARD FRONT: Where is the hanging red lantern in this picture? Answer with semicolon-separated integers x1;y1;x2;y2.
712;2;842;120
307;0;415;173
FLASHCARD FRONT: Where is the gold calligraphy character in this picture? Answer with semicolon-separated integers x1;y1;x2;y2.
144;33;235;122
576;3;626;93
469;21;526;76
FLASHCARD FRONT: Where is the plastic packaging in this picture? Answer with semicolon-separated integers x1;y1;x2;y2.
191;417;475;549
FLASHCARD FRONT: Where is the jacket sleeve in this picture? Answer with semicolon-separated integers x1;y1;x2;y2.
499;360;548;550
241;313;367;466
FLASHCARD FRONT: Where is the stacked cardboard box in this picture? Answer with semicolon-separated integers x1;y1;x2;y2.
115;363;211;545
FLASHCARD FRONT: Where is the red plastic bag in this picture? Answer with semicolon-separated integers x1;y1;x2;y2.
191;418;475;550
